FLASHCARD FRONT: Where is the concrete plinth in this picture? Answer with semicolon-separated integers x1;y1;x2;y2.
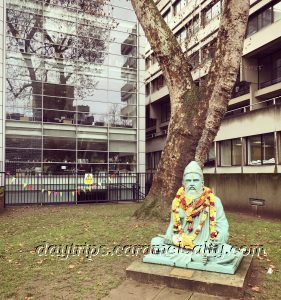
126;256;252;299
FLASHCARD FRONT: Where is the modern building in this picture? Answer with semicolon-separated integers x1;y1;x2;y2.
0;0;145;175
145;0;281;216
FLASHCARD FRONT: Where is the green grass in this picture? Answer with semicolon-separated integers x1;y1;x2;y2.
0;204;280;299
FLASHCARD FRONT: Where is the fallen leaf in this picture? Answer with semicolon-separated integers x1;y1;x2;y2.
252;286;261;293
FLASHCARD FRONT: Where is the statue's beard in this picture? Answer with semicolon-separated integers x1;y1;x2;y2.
185;187;203;200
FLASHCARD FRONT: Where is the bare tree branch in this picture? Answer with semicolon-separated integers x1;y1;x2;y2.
130;0;194;99
7;79;32;98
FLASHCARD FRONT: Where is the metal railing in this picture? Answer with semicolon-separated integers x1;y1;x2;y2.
225;95;281;118
4;172;151;206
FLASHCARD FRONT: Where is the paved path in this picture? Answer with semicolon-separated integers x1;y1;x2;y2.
103;280;233;300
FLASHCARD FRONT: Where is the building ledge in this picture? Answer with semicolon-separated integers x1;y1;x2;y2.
255;82;281;99
229;93;251;106
243;19;281;57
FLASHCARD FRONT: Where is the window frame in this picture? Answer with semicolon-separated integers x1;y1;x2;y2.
218;138;243;167
246;133;276;166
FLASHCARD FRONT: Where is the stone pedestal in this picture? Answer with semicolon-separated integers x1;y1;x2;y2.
126;256;252;299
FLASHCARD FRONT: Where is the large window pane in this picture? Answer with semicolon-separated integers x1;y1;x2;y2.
247;16;258;36
273;2;281;22
258;7;272;30
78;140;107;151
220;140;231;166
6;148;41;163
232;138;242;166
77;151;107;164
248;135;262;165
5;0;139;175
43;137;76;150
6;135;42;148
43;149;76;163
262;133;275;164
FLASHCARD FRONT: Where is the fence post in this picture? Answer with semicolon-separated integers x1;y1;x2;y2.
68;173;70;203
37;174;40;205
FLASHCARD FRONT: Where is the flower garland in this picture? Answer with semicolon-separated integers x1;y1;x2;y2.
171;186;217;248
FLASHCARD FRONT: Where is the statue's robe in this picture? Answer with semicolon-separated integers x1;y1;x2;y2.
144;196;243;272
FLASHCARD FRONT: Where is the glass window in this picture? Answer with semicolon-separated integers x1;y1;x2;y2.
220;140;231;166
259;50;281;88
146;153;152;170
163;9;171;23
152;151;162;169
202;40;217;62
190;51;199;68
5;0;139;174
6;148;41;163
232;138;242;166
262;133;275;164
258;7;272;30
247;16;258;36
203;1;221;25
43;137;76;150
43;149;76;163
246;1;281;37
77;151;107;164
273;2;281;22
203;7;212;25
248;133;275;165
173;0;185;16
205;144;215;167
272;51;281;84
6;136;42;148
161;100;171;123
193;17;200;34
248;135;262;165
258;56;272;88
212;1;221;19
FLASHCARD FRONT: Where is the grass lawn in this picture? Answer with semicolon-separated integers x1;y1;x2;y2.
0;203;280;299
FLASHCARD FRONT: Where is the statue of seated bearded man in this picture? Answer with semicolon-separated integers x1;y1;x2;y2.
143;161;244;274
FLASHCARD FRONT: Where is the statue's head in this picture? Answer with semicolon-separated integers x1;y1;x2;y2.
182;161;204;199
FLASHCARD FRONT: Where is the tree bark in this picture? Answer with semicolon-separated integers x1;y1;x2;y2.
195;0;250;165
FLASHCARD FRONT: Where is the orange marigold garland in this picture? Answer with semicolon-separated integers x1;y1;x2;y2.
171;186;217;247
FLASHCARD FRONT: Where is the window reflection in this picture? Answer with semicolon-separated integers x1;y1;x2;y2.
5;0;139;174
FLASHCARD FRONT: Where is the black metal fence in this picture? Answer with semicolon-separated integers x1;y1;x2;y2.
4;172;154;206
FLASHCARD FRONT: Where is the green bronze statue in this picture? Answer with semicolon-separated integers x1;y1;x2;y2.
143;161;244;274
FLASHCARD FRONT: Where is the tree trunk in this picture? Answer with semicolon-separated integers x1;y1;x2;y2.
132;0;249;219
131;0;208;219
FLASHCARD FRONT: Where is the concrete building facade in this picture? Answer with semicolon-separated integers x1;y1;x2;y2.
0;0;145;175
145;0;281;216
